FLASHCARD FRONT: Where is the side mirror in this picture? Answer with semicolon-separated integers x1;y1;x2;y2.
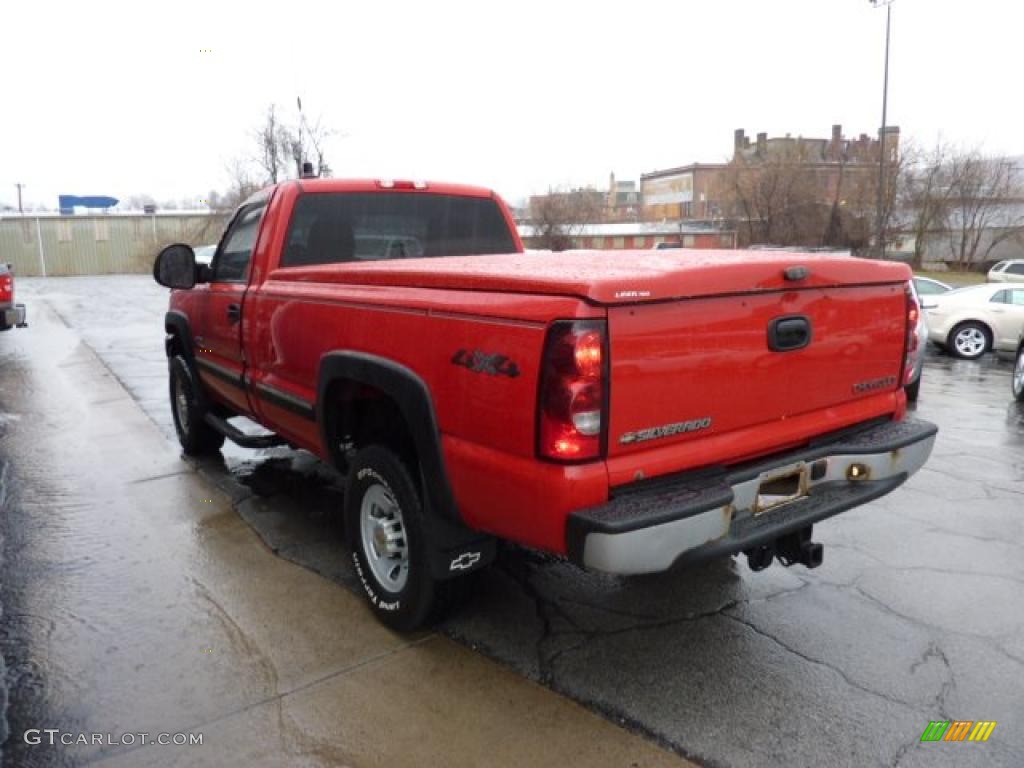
153;243;197;289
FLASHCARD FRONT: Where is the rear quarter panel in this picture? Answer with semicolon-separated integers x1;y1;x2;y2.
243;276;607;550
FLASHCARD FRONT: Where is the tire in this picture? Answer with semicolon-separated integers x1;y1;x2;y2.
1013;345;1024;402
169;355;225;455
904;376;921;402
345;445;463;631
947;322;991;360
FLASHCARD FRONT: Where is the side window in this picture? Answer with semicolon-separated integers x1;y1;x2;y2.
1006;263;1024;275
1009;290;1024;306
991;290;1009;304
212;203;266;282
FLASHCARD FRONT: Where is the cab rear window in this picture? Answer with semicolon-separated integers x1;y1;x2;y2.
281;192;517;267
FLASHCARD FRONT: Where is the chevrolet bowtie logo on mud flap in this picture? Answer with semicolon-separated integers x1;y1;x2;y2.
620;417;713;445
449;552;482;571
452;349;521;378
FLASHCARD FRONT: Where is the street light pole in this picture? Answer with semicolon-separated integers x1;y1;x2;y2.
872;0;893;259
15;183;25;215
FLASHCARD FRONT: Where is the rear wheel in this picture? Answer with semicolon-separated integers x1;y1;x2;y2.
1013;345;1024;402
904;376;921;402
948;322;990;360
169;355;225;455
345;445;466;631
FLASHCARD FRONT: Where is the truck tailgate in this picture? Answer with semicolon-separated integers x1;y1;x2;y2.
607;282;907;471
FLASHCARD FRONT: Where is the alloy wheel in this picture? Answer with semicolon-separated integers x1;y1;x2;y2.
359;484;409;591
953;327;987;358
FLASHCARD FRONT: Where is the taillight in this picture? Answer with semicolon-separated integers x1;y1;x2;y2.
538;320;608;462
901;283;920;385
0;276;12;303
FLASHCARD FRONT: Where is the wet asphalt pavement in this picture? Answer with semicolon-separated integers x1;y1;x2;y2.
4;275;1024;767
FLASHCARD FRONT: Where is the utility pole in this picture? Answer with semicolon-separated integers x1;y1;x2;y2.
15;183;25;215
871;0;893;259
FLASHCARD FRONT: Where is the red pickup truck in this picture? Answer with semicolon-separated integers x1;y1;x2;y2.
154;178;937;630
0;262;28;331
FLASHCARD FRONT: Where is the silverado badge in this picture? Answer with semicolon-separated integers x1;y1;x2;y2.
620;417;713;445
853;375;897;394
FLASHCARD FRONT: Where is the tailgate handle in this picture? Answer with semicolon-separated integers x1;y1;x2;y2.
768;315;812;352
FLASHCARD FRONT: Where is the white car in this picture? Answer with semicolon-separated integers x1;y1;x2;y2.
987;259;1024;283
912;276;952;296
905;280;928;401
1014;328;1024;401
194;244;217;265
923;283;1024;360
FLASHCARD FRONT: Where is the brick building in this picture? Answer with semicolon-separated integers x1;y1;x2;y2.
639;163;727;221
640;124;899;223
605;173;641;221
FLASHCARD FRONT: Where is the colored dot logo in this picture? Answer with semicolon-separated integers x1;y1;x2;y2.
199;49;213;53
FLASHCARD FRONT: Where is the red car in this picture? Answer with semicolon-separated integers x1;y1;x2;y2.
0;262;27;331
154;178;937;630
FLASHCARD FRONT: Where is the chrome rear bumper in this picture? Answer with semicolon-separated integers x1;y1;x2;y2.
567;418;938;575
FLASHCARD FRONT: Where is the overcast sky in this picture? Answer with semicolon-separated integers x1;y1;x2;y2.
1;0;1020;210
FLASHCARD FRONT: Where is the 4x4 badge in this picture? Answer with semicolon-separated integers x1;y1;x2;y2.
452;349;520;378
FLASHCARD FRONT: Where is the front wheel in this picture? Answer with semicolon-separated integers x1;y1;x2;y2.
1013;345;1024;402
948;322;990;360
169;355;225;455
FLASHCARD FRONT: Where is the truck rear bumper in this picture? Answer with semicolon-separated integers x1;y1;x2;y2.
567;417;937;575
1;303;26;330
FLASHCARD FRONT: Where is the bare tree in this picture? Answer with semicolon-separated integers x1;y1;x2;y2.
899;141;953;265
529;188;603;251
255;105;289;184
124;194;157;211
278;98;336;178
204;189;223;211
223;158;261;210
718;144;821;246
945;150;1024;268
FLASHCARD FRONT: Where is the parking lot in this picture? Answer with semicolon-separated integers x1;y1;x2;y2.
3;275;1023;767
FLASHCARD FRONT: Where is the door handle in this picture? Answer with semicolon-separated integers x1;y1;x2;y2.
768;315;812;351
227;303;241;324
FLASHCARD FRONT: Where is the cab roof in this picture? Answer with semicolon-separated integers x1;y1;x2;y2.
292;178;498;198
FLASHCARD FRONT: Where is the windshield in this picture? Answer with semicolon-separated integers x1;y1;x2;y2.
281;192;517;266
